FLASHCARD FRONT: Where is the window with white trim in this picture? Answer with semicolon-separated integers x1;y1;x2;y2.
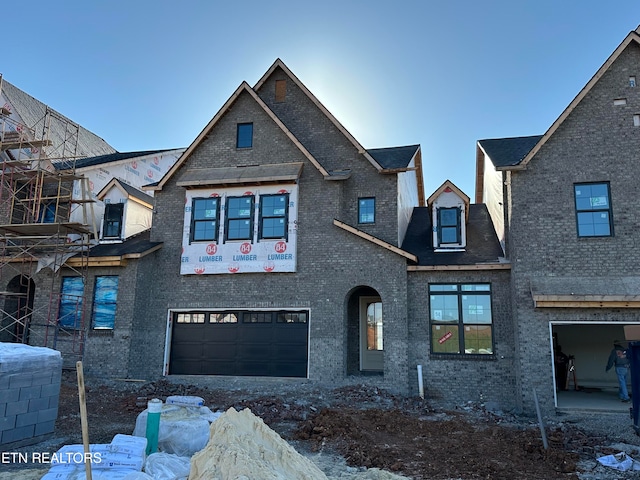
437;207;461;245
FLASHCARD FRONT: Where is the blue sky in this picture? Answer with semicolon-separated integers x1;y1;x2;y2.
3;1;640;198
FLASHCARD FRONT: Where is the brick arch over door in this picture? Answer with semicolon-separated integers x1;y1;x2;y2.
345;285;383;376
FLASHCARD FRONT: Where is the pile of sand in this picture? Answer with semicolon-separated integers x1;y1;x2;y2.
189;407;327;480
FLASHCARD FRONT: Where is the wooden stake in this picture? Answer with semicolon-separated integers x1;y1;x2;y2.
76;361;93;480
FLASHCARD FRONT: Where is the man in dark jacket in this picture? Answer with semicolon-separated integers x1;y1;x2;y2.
606;340;631;402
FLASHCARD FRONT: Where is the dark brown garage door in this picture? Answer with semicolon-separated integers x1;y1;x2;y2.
169;310;309;378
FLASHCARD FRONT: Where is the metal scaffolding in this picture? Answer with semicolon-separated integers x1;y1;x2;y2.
0;74;95;364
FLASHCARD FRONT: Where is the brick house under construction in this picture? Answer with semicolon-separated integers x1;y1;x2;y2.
4;26;640;417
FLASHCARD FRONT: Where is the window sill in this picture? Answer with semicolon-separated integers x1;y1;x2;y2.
430;353;495;361
89;329;115;336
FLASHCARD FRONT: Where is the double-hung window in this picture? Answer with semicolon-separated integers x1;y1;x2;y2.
92;276;119;330
225;196;254;241
259;193;288;240
191;197;219;242
574;182;613;237
429;284;493;355
438;207;461;244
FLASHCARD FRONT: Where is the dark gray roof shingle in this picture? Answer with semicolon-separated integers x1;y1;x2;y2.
115;180;155;205
401;204;504;266
55;149;179;170
367;145;420;170
478;135;543;168
86;230;161;257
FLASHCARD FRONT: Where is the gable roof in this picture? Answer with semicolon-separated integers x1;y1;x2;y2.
427;179;470;222
149;81;329;191
255;59;384;172
402;204;507;269
477;135;543;169
516;27;640;169
96;178;154;207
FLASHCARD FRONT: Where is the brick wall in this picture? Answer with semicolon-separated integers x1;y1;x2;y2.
507;41;640;413
407;269;515;411
129;77;413;394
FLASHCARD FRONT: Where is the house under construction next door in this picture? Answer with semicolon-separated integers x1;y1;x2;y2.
0;74;96;365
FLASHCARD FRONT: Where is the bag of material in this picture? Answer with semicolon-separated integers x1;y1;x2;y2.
133;404;222;457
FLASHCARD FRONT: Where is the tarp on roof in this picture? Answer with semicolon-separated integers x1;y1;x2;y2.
1;80;116;159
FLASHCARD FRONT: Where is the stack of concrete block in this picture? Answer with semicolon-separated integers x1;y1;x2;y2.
0;342;62;446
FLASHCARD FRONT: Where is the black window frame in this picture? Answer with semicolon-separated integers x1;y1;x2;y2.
190;197;220;243
358;197;375;224
429;283;494;356
437;207;461;245
258;193;289;240
103;203;124;239
236;122;253;149
225;195;255;242
574;182;613;237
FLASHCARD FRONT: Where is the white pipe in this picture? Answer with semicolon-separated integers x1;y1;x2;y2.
417;364;424;399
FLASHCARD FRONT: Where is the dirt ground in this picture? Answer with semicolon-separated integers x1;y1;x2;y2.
5;371;640;479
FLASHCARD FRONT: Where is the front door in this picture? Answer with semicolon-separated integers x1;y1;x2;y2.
360;296;383;372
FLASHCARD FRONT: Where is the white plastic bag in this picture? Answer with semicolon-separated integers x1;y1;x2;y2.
597;452;640;471
144;452;191;480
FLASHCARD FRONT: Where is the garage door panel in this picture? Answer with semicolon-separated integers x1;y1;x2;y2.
201;360;237;376
238;344;272;360
170;310;309;377
203;325;238;342
237;361;271;376
205;344;237;360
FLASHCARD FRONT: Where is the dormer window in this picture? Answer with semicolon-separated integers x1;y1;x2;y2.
103;203;124;239
97;178;154;243
427;180;470;252
438;207;461;244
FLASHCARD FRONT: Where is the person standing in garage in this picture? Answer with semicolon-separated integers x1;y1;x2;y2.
606;340;631;402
